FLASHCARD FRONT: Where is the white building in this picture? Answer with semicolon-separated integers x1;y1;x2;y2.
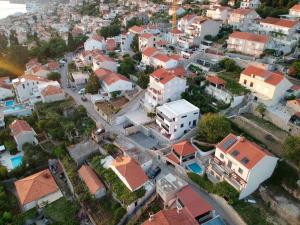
240;0;261;9
9;119;38;151
206;5;231;23
207;133;278;199
40;85;66;103
95;69;133;96
84;34;106;51
289;4;300;18
152;54;180;69
228;8;261;31
15;169;63;211
239;65;293;105
144;67;187;111
92;54;118;72
156;99;200;140
0;77;13;100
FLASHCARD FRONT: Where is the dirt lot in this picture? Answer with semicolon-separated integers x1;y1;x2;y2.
231;116;284;157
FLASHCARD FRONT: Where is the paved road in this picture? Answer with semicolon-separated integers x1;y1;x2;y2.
60;54;241;225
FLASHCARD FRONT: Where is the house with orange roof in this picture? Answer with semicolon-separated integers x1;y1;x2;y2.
176;185;215;223
9;119;38;151
92;53;118;72
139;33;157;51
207;133;278;199
95;69;133;97
12;75;54;102
178;14;198;32
227;32;270;57
142;208;198;225
166;141;197;166
152;54;179;69
143;67;187;111
40;85;66;103
239;65;293;105
106;38;117;51
111;156;148;192
14;169;63;211
289;4;300;18
84;34;106;51
141;47;160;65
78;165;106;199
228;8;260;30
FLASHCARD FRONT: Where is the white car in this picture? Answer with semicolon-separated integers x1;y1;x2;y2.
78;88;85;95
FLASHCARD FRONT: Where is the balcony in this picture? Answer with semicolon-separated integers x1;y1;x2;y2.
156;111;173;123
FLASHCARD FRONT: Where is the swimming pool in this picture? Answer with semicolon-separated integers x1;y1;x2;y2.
187;162;204;175
10;155;23;169
5;100;15;107
3;105;25;114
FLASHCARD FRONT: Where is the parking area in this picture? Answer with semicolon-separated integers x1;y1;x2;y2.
129;132;159;149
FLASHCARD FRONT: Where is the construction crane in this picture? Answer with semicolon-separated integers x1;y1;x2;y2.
172;0;177;30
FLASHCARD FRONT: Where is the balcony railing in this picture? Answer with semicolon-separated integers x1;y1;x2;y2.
157;111;173;123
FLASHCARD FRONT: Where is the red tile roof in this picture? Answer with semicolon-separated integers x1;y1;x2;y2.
142;208;198;225
166;153;180;164
206;76;226;86
140;33;154;39
113;156;148;191
129;25;145;34
142;47;159;57
232;8;255;15
94;53;115;62
41;85;64;97
15;169;59;205
172;141;196;157
150;67;185;84
79;165;105;194
182;14;197;21
217;133;274;169
241;66;284;86
171;28;184;34
153;54;172;63
9;119;33;137
260;17;298;28
106;39;117;51
177;185;213;218
291;85;300;91
91;34;104;42
229;32;269;43
291;4;300;12
95;68;129;86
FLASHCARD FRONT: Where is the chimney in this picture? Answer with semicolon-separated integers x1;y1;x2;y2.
149;212;154;221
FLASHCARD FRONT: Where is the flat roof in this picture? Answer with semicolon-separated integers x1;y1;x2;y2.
157;173;187;193
157;99;199;118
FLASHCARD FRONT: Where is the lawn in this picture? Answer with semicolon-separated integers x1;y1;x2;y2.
44;198;80;225
90;156;146;206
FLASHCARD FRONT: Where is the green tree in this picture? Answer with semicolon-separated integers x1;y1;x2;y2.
53;146;66;159
67;32;76;51
126;17;144;29
0;33;8;54
137;72;149;89
219;58;240;72
255;103;266;118
198;113;231;143
131;35;139;53
9;30;18;46
283;135;300;169
85;74;100;94
47;72;61;81
118;55;136;76
0;166;8;180
98;25;121;39
289;60;300;78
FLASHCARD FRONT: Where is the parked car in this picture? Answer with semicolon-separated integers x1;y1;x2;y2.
148;166;161;179
78;88;85;95
81;95;87;101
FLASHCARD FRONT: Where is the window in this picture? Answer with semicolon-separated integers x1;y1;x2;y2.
220;153;224;159
181;115;187;118
243;79;247;85
189;121;191;125
180;124;184;128
250;82;253;87
238;168;243;175
227;160;232;169
22;84;25;89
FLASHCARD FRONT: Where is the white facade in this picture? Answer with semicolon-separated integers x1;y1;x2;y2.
240;0;261;9
102;79;133;94
144;71;187;110
206;6;230;23
207;135;278;199
0;87;13;100
228;9;261;31
84;38;106;51
152;56;178;69
23;190;63;212
14;130;38;151
92;57;118;72
156;99;199;140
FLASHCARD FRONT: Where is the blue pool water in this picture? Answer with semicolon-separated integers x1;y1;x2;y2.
187;162;203;174
3;105;25;113
5;100;15;107
11;155;23;168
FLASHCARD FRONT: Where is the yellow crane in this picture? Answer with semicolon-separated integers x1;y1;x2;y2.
172;0;177;30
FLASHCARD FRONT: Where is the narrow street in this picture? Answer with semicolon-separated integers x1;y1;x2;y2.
59;54;241;225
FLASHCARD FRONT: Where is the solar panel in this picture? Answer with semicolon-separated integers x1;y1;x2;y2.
241;157;249;165
223;138;236;150
231;150;240;157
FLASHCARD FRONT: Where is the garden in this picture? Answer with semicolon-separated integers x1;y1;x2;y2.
90;156;146;207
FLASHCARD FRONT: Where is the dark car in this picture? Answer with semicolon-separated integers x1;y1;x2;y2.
81;95;87;101
148;166;161;179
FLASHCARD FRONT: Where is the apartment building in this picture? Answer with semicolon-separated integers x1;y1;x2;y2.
240;0;261;9
207;133;278;199
156;99;199;140
178;14;197;32
139;33;156;51
144;67;187;111
228;8;260;31
84;34;106;51
239;65;293;105
227;32;270;57
206;5;231;23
